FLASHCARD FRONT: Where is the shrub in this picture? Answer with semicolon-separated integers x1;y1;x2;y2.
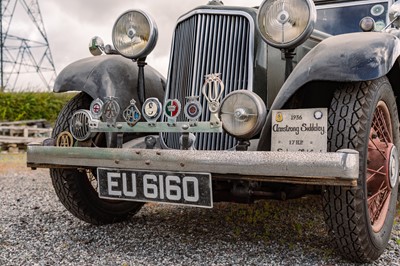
0;92;75;123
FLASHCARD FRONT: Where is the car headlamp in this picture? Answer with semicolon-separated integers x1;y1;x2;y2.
112;10;158;59
257;0;316;49
220;91;267;139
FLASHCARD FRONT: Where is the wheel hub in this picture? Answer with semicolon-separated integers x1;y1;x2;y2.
388;145;399;189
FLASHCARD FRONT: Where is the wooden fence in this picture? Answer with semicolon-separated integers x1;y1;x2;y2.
0;120;52;152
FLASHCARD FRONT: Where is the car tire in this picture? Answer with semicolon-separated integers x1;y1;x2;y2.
50;92;144;225
323;76;399;262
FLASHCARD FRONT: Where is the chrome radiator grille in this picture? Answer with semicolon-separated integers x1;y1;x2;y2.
162;10;254;150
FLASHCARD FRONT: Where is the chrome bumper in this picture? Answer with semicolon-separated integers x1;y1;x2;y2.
27;146;359;186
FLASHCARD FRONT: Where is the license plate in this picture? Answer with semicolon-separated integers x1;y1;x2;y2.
271;108;327;152
97;168;213;208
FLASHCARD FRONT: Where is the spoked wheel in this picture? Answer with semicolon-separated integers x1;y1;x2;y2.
323;77;399;262
50;92;144;225
367;101;398;233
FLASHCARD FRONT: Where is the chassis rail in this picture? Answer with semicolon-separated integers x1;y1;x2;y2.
27;145;359;186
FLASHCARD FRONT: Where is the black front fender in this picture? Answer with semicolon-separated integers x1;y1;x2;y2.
258;31;400;150
54;55;165;109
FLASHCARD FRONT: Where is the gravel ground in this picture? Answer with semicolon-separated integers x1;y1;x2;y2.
1;153;399;266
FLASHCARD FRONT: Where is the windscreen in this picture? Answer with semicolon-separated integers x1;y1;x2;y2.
316;1;389;35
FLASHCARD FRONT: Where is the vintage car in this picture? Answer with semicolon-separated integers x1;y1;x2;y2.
27;0;400;262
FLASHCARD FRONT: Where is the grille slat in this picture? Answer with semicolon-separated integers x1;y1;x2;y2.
162;11;253;150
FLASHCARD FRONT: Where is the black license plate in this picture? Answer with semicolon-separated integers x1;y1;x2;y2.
97;168;213;208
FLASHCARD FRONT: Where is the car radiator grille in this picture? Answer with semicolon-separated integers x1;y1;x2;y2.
162;11;253;150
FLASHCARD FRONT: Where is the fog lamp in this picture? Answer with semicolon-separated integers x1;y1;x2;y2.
112;10;158;59
220;91;267;139
257;0;316;49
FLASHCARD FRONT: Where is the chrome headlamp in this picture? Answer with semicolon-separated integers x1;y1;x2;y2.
112;10;158;59
220;91;267;139
257;0;316;49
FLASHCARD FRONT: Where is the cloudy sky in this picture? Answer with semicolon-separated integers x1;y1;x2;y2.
5;0;262;90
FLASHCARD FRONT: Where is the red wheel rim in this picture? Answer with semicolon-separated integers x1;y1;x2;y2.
367;101;398;232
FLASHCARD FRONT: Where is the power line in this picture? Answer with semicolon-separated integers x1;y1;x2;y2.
0;0;56;91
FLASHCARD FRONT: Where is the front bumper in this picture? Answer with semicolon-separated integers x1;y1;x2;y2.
27;145;359;186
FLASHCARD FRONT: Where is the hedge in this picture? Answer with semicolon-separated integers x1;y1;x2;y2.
0;92;76;123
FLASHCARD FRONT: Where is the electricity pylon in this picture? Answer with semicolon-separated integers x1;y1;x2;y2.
0;0;56;91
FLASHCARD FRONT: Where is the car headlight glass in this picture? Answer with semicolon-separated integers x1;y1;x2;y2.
257;0;316;49
112;10;158;59
220;91;267;139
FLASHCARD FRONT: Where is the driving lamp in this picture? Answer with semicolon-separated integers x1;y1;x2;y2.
257;0;316;49
220;91;267;139
112;10;158;59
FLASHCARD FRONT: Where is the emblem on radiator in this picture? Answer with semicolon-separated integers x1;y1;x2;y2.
184;96;202;122
123;99;141;127
143;97;162;123
102;97;120;126
202;73;225;113
56;131;74;147
165;99;181;124
202;73;224;126
90;98;104;120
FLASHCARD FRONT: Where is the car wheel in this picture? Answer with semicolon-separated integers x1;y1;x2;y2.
50;92;144;225
323;77;399;262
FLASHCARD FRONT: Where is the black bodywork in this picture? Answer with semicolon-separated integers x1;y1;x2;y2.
258;31;400;149
54;3;400;152
54;55;165;114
